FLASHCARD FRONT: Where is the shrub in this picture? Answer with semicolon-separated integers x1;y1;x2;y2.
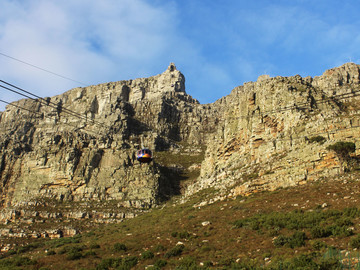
120;256;138;270
288;231;306;248
113;243;127;252
58;245;83;255
308;136;326;144
289;254;318;269
344;207;360;218
154;244;166;252
311;226;331;238
171;231;191;239
16;242;43;254
164;244;184;258
84;250;97;257
96;258;116;270
66;250;83;260
175;256;199;269
273;235;289;247
326;141;356;157
218;257;235;266
154;259;167;268
48;235;82;248
95;256;138;270
0;256;37;267
327;225;353;237
89;243;101;249
350;235;360;249
59;246;84;260
273;232;306;248
311;240;327;251
46;250;56;256
141;250;154;260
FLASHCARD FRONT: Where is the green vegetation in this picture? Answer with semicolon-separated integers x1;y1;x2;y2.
113;243;127;252
308;135;326;144
95;256;138;270
46;234;82;248
233;207;358;233
273;231;306;248
2;177;360;269
0;256;37;268
141;250;154;260
326;141;356;157
164;244;184;258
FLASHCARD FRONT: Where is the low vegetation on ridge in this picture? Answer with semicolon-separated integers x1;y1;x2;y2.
1;171;360;269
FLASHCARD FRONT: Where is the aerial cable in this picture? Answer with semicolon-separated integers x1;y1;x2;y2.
0;83;86;121
0;98;42;116
0;52;88;86
0;98;103;137
0;80;91;122
0;80;113;130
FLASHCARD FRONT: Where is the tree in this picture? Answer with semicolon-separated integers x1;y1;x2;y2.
326;142;356;172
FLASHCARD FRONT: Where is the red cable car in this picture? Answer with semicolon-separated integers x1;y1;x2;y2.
136;148;153;163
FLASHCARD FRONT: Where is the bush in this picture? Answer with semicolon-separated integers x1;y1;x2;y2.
66;250;83;260
84;250;97;257
89;243;101;249
154;244;166;252
289;254;318;269
350;235;360;249
326;141;356;157
311;240;327;251
344;207;360;218
328;225;353;237
46;250;56;256
154;259;167;268
16;242;43;254
141;250;154;260
113;243;127;252
58;245;83;255
175;256;199;269
95;256;138;270
0;256;37;267
308;136;326;144
120;256;138;270
311;226;331;238
164;244;184;258
273;231;306;248
273;235;289;247
289;231;306;248
171;231;191;239
48;235;81;248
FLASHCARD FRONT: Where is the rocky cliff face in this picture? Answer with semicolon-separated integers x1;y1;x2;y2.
0;63;213;210
186;63;360;199
0;62;360;235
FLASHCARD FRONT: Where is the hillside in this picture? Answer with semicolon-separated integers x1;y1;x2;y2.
0;62;360;264
1;173;360;269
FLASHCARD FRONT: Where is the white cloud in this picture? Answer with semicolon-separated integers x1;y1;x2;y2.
0;0;181;110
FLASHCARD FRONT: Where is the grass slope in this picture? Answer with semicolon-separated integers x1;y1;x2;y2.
2;172;360;269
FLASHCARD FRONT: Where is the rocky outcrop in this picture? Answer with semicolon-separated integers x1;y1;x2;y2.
0;63;214;210
0;62;360;234
185;63;360;198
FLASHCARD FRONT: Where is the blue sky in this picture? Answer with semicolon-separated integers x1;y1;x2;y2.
1;0;360;111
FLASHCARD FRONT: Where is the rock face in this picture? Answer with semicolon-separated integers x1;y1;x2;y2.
0;62;360;230
0;63;211;210
186;62;360;198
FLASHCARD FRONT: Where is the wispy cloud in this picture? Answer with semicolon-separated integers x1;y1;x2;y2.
0;0;182;109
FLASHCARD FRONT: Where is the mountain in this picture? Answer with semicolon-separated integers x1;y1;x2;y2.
0;62;359;241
